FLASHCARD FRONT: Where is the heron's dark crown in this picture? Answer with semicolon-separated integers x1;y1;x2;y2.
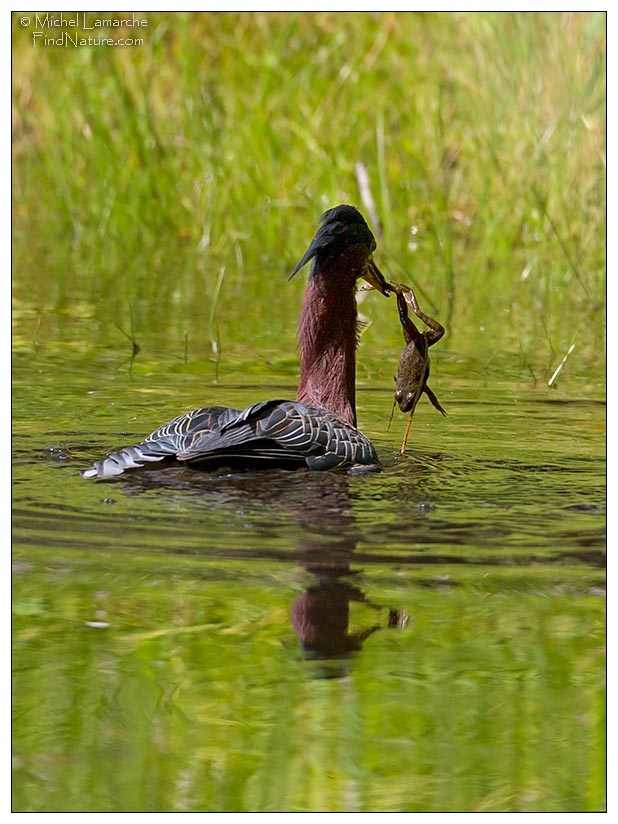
289;204;376;280
318;204;366;227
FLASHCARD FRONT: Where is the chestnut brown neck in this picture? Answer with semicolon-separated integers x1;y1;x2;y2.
296;268;359;427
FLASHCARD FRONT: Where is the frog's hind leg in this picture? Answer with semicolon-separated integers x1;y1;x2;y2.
396;291;419;345
400;415;414;456
404;288;445;345
425;384;447;416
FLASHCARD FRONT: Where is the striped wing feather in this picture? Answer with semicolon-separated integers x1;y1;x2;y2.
82;401;377;478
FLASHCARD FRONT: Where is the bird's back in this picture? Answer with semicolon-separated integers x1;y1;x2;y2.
82;400;378;479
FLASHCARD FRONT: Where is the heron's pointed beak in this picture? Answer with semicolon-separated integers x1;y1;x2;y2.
362;258;391;296
288;242;316;281
288;219;334;281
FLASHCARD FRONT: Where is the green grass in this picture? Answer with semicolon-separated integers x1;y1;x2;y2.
12;11;606;383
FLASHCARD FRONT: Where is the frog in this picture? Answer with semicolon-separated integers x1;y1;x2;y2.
392;285;446;456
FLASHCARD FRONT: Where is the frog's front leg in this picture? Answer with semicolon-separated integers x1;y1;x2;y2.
424;384;447;416
404;288;445;347
396;291;422;346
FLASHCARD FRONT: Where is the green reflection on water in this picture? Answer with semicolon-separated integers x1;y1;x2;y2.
13;551;604;813
12;364;606;812
12;308;606;814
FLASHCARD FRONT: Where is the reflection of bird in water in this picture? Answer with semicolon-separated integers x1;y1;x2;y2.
92;441;408;677
291;561;408;678
83;205;392;479
285;472;408;676
291;567;384;657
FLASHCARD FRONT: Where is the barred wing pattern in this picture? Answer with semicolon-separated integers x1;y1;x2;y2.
82;400;378;478
81;406;240;479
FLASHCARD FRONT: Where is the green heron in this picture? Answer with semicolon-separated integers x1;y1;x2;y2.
83;205;390;479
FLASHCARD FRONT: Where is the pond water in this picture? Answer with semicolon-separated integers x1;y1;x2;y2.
12;341;605;812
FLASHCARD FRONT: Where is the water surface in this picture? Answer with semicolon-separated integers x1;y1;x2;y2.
12;351;605;812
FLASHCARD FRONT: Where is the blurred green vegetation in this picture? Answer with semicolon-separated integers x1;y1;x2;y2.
12;11;606;384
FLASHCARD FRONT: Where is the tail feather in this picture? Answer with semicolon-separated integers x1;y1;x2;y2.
81;444;173;479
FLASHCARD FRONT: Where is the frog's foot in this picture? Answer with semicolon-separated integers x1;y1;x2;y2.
425;385;447;416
